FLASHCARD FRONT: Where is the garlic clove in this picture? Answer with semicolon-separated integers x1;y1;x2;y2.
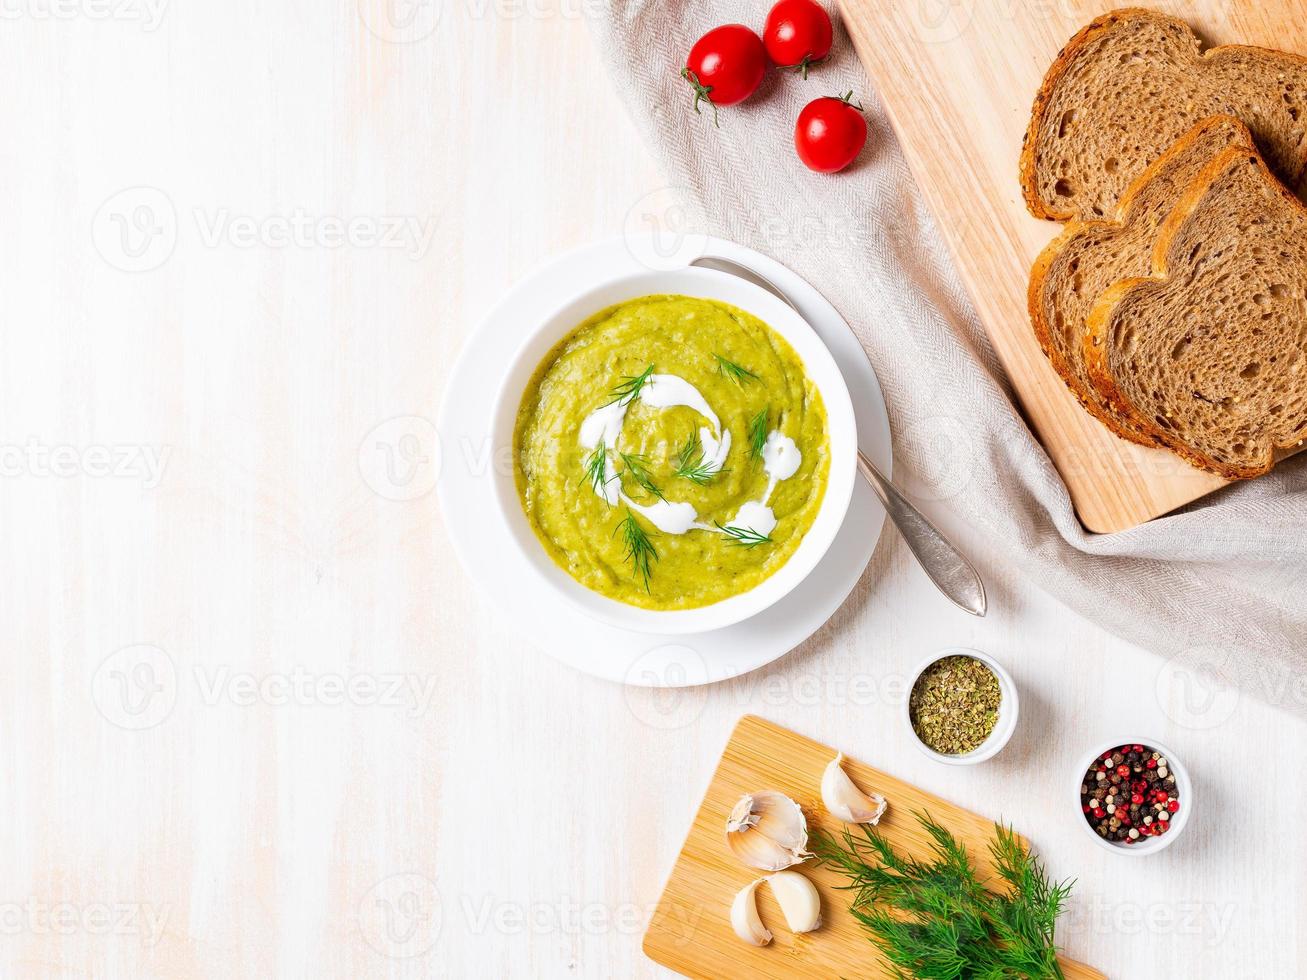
730;878;773;946
821;753;888;825
766;870;822;933
726;790;810;870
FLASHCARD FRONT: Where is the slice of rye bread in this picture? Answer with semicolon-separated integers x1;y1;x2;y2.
1020;8;1307;222
1028;115;1255;446
1085;144;1307;478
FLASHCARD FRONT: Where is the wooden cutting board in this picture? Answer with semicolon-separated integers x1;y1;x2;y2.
643;715;1104;979
834;1;1307;532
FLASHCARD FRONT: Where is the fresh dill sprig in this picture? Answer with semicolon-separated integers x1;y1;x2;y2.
714;354;759;386
714;522;772;548
810;811;1073;979
619;451;665;500
580;441;610;499
615;509;657;592
747;407;769;460
673;432;725;486
606;364;655;407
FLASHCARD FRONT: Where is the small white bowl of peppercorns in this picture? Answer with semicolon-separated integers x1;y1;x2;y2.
1075;740;1192;855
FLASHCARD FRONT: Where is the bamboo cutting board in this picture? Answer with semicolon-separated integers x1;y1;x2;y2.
833;1;1307;532
643;715;1104;979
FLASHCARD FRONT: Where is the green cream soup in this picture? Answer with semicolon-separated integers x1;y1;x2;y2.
513;295;830;610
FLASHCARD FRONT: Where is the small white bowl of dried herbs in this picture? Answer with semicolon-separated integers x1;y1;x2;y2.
904;647;1019;765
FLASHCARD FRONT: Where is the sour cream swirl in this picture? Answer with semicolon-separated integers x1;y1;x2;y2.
578;373;801;539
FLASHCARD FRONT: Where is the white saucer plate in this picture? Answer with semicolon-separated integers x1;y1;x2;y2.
437;236;892;687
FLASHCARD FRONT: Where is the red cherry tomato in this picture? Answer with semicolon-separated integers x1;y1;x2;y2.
682;24;767;125
764;0;833;77
794;92;867;173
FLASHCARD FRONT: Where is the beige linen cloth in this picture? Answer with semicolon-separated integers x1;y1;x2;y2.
589;1;1307;712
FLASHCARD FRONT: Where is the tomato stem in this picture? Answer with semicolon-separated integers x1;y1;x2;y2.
680;67;720;128
779;54;825;79
835;90;865;111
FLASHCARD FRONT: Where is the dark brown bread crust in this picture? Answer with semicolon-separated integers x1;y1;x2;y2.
1027;115;1255;447
1019;9;1150;221
1083;145;1307;478
1021;8;1307;221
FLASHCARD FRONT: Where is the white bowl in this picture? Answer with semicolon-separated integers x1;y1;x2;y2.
903;648;1020;765
1073;739;1192;856
489;267;857;635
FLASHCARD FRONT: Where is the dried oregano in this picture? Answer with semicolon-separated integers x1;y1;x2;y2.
909;655;1001;754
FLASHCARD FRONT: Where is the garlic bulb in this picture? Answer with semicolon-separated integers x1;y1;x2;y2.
726;790;810;871
730;878;772;946
767;870;821;933
821;753;887;825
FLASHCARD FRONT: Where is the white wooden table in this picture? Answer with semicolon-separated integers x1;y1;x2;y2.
2;3;1301;978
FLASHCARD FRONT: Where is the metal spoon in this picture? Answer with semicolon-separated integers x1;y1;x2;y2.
691;254;987;617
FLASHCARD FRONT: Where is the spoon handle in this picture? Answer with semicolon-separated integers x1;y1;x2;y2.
689;254;988;616
857;451;987;617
